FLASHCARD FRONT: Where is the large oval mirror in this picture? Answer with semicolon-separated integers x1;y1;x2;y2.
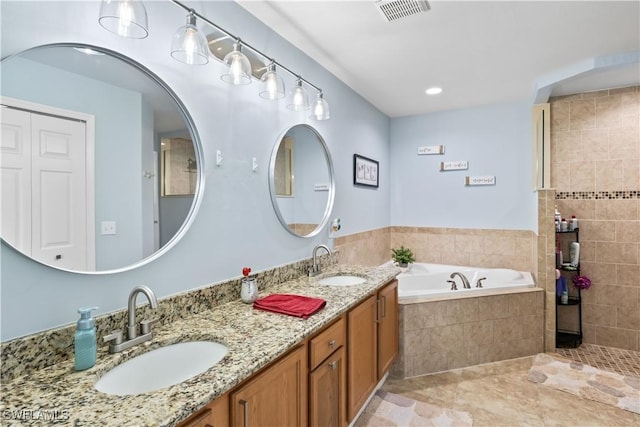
0;43;204;273
268;124;334;238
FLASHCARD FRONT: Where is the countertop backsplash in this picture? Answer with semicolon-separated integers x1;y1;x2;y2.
0;252;338;383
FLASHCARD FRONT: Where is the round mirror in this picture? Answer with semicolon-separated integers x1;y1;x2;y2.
0;43;204;273
268;124;334;238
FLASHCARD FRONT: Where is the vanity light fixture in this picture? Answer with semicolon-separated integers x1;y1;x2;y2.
98;0;149;39
287;78;310;111
170;10;209;65
259;61;286;100
99;0;331;119
311;92;330;120
221;40;252;85
426;86;443;95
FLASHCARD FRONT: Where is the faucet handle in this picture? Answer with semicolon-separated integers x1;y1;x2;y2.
447;280;458;290
140;318;160;335
103;330;123;345
476;277;486;288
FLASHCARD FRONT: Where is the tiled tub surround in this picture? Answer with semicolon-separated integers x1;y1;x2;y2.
550;85;640;351
1;262;400;426
391;288;544;378
335;226;537;273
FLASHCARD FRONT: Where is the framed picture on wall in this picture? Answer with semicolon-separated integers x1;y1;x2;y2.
353;154;379;188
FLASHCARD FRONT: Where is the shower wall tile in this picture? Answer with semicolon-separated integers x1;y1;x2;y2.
550;85;640;351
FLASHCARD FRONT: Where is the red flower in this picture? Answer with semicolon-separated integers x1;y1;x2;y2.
242;267;252;277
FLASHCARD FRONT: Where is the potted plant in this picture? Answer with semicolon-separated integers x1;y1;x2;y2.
391;246;415;268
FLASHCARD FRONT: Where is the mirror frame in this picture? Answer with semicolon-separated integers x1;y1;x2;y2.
0;43;205;274
268;124;335;238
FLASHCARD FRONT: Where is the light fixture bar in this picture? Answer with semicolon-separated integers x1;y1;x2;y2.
170;0;322;93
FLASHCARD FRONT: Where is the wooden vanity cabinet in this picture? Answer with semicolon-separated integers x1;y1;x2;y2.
178;393;229;427
308;317;347;427
346;280;399;422
377;279;398;378
230;345;307;427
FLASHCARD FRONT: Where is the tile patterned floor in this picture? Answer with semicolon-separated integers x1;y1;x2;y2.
555;343;640;378
380;355;640;427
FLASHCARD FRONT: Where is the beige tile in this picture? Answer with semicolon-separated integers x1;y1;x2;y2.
570;98;597;131
493;317;522;342
478;294;511;320
595;325;639;351
595;159;625;191
595;199;638;221
570;160;596;191
579;261;616;285
447;346;480;371
429;324;465;352
581;128;609;160
445;297;480;325
551;100;570;132
554;130;584;162
596;284;639;308
463;320;494;346
582;302;617;327
617;305;640;330
615;220;640;243
609;126;639;160
596;93;623;128
580;219;616;242
596;241;638;264
521;315;544;340
616;264;640;286
403;328;431;356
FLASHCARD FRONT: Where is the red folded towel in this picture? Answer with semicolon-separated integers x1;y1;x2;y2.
253;294;326;319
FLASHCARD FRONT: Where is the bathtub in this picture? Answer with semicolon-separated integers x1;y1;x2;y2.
385;261;542;379
390;262;535;300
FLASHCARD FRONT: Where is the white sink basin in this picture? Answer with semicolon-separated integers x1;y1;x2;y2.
95;341;228;396
317;275;367;286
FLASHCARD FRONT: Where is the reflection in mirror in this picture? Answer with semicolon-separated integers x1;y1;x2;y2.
0;44;203;273
269;124;334;238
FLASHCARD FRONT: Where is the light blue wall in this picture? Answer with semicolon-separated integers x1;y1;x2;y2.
1;56;148;269
390;102;536;230
0;0;391;340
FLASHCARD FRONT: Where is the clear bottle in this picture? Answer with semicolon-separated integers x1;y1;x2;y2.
75;306;98;371
561;290;569;304
560;218;568;232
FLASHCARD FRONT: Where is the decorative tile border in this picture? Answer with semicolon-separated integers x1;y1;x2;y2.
556;191;639;200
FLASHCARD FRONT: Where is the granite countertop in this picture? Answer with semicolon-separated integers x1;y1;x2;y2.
0;264;399;426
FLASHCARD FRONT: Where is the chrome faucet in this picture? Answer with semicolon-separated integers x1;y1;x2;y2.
450;272;471;289
104;285;159;353
309;244;332;277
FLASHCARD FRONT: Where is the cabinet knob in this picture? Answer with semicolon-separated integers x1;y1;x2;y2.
329;361;337;370
328;340;336;348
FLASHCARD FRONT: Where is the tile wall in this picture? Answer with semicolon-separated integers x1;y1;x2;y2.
390;289;545;378
334;226;536;273
550;85;639;351
538;189;557;351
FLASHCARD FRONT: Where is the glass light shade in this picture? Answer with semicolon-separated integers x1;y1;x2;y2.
221;43;252;85
98;0;149;39
259;63;285;100
286;80;310;111
311;93;330;120
171;13;209;65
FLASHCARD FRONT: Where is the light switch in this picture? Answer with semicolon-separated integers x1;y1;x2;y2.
101;221;116;235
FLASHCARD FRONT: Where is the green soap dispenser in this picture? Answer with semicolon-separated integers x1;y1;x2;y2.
75;306;98;371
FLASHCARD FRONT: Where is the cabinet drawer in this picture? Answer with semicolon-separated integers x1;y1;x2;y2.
309;316;345;370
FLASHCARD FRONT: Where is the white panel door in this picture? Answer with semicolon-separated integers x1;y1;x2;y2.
1;108;32;252
30;113;87;270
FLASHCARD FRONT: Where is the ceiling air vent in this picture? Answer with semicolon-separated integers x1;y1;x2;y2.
376;0;430;22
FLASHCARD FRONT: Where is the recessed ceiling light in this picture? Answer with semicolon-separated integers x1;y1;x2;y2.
426;87;442;95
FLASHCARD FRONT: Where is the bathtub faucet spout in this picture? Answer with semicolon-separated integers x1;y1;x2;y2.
450;272;471;289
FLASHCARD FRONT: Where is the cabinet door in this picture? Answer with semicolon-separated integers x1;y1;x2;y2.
309;346;346;427
231;345;307;427
179;393;228;427
378;280;398;378
347;295;377;422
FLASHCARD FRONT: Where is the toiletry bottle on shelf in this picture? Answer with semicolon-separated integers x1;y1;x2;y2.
561;289;569;304
560;218;568;232
555;206;561;224
571;215;578;230
75;306;98;371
